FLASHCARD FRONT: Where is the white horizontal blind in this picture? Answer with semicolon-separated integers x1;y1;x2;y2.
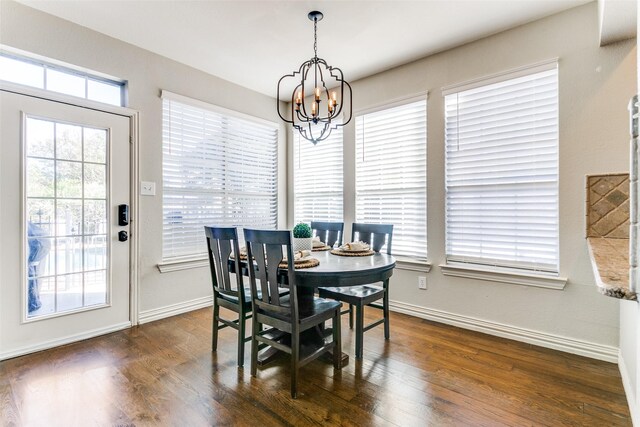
293;126;343;223
445;65;559;273
162;96;278;260
355;99;427;259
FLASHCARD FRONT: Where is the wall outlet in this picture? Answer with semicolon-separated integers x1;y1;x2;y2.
418;276;427;290
140;181;156;196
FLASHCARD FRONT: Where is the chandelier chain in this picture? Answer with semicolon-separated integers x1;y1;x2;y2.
313;17;318;59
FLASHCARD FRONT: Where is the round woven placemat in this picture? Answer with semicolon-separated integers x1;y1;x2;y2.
312;245;332;251
279;258;320;269
330;249;375;257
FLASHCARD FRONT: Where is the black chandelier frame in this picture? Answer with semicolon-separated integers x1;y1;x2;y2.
276;11;352;145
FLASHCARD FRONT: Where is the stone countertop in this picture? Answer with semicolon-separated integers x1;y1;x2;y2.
586;237;636;300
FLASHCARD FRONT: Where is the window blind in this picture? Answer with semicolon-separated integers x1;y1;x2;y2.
444;65;559;273
293;126;343;223
162;94;278;260
355;99;427;259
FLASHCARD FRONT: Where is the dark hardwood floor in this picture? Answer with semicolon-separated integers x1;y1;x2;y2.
1;306;632;426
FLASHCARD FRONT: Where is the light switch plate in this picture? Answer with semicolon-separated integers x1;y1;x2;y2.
140;181;156;196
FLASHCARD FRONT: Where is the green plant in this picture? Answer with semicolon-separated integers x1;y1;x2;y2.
293;222;312;238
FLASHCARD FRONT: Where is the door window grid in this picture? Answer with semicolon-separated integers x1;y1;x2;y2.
25;116;110;319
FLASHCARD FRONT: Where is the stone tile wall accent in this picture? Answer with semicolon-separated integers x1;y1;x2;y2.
586;173;630;238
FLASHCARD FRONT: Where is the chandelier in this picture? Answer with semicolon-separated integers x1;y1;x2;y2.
277;11;352;145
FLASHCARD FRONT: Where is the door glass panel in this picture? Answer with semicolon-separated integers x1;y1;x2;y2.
27;199;54;236
84;164;106;199
56;273;83;312
25;116;109;319
26;118;54;158
56;199;82;236
84;128;107;163
56;124;82;161
84;270;107;306
26;158;55;197
56;237;83;275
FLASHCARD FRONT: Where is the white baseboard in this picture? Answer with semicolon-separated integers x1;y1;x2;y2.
138;295;213;325
0;321;131;361
619;350;640;426
389;300;618;363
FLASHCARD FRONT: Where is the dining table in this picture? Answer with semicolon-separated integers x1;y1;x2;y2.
237;248;396;367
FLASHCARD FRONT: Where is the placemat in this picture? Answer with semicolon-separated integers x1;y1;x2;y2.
279;258;320;269
312;245;332;251
330;249;375;257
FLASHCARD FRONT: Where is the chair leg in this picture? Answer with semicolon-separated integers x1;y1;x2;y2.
333;310;342;370
383;280;390;340
238;313;246;367
250;317;259;377
349;304;354;329
291;331;300;399
355;303;364;359
212;300;220;352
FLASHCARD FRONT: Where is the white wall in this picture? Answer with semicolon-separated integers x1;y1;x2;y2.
617;3;640;424
0;1;287;330
288;2;636;361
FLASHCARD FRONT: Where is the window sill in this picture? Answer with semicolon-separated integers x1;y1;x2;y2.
439;263;567;290
157;257;209;273
395;257;432;273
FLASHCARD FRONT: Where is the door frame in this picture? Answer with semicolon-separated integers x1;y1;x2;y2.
1;81;141;326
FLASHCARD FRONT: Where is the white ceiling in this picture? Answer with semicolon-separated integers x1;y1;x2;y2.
16;0;592;98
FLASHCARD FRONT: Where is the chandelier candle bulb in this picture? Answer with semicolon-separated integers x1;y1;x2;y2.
315;87;320;101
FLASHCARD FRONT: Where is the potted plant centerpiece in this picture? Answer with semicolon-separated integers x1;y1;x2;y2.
292;222;313;252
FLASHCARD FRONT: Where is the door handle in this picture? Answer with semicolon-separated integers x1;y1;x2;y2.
118;230;128;242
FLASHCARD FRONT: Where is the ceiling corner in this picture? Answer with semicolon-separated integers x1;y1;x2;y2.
599;0;637;46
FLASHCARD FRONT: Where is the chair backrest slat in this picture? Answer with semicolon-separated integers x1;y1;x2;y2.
204;226;244;298
351;223;393;254
244;228;298;321
310;221;344;248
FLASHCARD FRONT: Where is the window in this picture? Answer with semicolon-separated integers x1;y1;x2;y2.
444;63;559;274
293;126;343;223
355;98;427;260
25;117;109;318
0;52;125;106
162;92;278;260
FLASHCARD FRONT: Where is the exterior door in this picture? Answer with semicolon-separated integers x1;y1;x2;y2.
0;90;131;359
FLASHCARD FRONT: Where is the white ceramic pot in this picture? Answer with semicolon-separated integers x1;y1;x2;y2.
293;237;312;252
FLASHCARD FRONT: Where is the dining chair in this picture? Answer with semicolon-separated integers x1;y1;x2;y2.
318;223;393;359
243;228;342;398
204;226;252;367
310;221;344;248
